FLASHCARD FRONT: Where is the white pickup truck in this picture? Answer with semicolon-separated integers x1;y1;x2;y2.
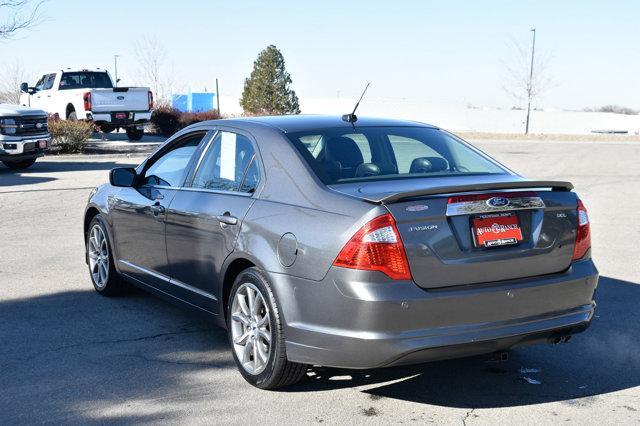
19;68;153;140
0;104;50;170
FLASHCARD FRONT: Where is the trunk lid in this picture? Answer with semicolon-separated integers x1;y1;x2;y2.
330;175;579;289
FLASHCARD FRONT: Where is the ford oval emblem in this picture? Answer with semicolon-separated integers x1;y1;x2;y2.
486;197;510;208
117;95;125;100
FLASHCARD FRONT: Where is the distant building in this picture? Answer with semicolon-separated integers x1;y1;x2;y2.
172;91;216;112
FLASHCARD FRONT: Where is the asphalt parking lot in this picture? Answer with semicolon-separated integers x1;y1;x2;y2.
1;139;639;424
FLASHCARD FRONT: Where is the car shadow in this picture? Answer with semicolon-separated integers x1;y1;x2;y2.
0;287;232;423
283;276;640;408
1;275;636;422
0;159;141;187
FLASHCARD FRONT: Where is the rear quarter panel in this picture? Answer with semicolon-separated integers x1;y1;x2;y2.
228;125;384;281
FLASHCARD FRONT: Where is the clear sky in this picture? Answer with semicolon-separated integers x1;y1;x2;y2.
1;0;638;109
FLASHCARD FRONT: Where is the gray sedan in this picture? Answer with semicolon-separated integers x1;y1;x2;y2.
84;115;597;389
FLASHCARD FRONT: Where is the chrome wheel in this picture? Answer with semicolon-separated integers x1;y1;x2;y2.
88;224;109;289
230;283;272;375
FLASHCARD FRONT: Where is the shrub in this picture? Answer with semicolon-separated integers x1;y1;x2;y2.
150;105;182;137
178;110;221;127
48;117;95;153
151;106;220;137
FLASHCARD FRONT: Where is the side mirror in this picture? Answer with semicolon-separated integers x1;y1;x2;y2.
20;82;29;93
109;167;137;187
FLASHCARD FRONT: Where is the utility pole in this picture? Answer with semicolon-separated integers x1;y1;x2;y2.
524;28;536;134
113;54;120;87
215;78;220;116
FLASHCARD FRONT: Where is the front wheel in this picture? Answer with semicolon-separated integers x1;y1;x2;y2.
125;127;144;141
2;159;36;170
227;268;308;389
86;215;126;296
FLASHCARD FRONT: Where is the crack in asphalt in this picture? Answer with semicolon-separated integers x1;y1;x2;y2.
461;408;475;425
0;329;210;373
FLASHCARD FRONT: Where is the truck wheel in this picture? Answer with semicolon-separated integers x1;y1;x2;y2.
98;123;115;133
126;127;144;141
68;111;77;121
2;159;36;170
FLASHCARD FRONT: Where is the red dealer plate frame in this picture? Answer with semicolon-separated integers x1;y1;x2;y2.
472;212;523;248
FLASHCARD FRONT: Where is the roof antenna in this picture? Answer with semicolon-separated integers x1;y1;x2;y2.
342;82;370;123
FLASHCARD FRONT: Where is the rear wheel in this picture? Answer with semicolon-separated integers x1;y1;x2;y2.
86;215;126;296
2;159;36;170
125;127;144;141
227;267;307;389
67;111;77;121
98;123;115;133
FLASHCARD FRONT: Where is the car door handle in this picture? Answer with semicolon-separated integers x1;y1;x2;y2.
216;214;238;225
151;203;166;216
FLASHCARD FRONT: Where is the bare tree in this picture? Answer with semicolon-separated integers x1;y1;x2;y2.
133;36;174;103
0;59;26;103
0;0;44;39
502;33;553;133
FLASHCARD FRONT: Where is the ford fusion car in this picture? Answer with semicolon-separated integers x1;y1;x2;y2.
84;115;597;389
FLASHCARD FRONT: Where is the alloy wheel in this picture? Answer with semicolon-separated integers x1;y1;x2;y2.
230;283;272;375
88;224;109;289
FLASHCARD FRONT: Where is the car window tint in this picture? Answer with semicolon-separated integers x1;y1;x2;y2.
58;72;113;90
191;131;258;193
388;135;445;173
286;127;506;184
344;134;372;163
143;133;205;187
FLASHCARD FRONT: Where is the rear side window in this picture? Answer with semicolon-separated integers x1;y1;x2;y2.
286;127;506;184
191;131;259;193
59;72;113;90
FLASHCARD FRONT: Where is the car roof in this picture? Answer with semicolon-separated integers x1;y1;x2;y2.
206;115;438;133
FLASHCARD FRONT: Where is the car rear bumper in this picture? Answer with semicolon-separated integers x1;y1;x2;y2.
269;258;598;369
0;136;50;161
87;111;151;126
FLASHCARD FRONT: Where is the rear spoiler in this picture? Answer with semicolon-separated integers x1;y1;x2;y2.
375;180;574;204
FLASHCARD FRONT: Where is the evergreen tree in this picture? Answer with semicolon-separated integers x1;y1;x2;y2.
240;45;300;115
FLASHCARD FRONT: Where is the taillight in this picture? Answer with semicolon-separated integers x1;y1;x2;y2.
572;199;591;260
83;92;92;111
148;91;154;110
333;213;412;280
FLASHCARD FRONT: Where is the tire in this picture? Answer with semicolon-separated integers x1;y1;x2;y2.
68;111;77;121
2;159;36;170
125;127;144;141
98;123;115;133
227;267;308;389
86;215;126;296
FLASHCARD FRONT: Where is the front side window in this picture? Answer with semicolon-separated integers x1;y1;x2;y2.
34;75;46;91
142;133;205;187
42;74;56;90
58;72;113;90
191;131;259;193
286;127;507;184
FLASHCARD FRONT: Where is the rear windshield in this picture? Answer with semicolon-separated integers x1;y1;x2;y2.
58;72;113;90
286;127;508;184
